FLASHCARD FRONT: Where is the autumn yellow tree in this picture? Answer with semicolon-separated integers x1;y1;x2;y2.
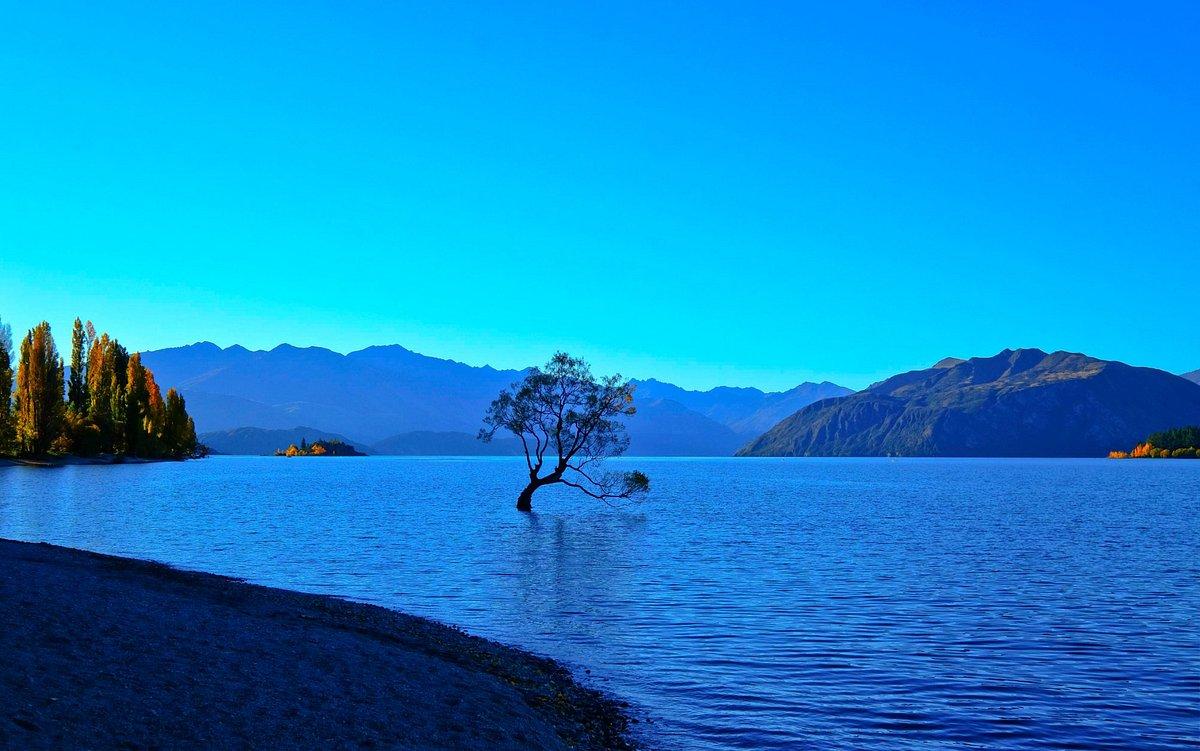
14;322;65;456
0;319;13;455
142;369;166;456
124;353;150;456
1130;442;1154;458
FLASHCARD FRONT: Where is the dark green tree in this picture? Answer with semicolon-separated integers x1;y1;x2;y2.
479;352;649;511
124;353;149;457
86;333;130;454
163;388;196;458
68;317;89;414
1146;426;1200;451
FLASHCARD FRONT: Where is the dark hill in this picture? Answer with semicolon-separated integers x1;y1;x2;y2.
737;349;1200;457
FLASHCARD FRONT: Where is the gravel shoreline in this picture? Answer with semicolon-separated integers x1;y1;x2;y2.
0;539;638;750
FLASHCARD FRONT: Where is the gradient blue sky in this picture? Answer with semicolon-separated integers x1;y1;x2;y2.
1;1;1196;390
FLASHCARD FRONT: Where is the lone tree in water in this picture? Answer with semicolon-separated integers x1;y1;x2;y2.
479;352;650;511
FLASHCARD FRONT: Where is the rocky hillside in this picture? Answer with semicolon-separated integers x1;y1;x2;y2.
738;349;1200;457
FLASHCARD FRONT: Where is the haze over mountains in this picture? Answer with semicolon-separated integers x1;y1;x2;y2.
144;343;1196;458
738;349;1200;458
1184;369;1200;385
144;342;849;456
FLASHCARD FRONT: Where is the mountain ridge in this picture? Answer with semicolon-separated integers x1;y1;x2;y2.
737;348;1200;458
144;342;847;455
198;426;369;456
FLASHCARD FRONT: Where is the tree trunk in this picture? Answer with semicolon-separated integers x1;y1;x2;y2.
516;482;537;512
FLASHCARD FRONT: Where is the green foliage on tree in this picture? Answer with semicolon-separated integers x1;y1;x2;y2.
1145;426;1200;452
124;353;149;457
479;352;650;511
1109;425;1200;459
275;438;362;457
84;333;131;454
163;388;197;459
1;315;199;460
68;317;89;414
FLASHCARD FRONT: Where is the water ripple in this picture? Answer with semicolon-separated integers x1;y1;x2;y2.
1;456;1197;750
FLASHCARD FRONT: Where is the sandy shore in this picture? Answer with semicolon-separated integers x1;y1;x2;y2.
0;540;636;750
0;455;167;468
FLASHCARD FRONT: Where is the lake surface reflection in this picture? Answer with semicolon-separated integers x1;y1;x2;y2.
2;457;1197;749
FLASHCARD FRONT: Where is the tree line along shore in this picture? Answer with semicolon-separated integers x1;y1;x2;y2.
0;317;197;461
1108;426;1200;459
275;438;365;456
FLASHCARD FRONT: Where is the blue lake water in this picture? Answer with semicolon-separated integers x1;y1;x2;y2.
2;457;1197;749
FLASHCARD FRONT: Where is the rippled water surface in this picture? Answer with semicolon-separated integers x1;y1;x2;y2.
2;457;1198;749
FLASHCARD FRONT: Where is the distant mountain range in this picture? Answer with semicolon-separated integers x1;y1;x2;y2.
632;379;852;437
197;427;530;457
738;349;1200;457
146;342;847;456
1184;369;1200;385
198;426;369;456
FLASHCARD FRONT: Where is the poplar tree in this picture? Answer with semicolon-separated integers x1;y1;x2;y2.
86;333;130;453
1;316;196;460
86;333;113;442
0;320;13;455
143;369;166;456
163;388;196;458
14;322;64;456
68;317;89;413
125;353;149;457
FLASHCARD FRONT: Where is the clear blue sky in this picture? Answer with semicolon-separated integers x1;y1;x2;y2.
1;1;1196;390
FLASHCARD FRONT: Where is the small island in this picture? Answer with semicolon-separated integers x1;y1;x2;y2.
1108;426;1200;459
274;438;365;457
